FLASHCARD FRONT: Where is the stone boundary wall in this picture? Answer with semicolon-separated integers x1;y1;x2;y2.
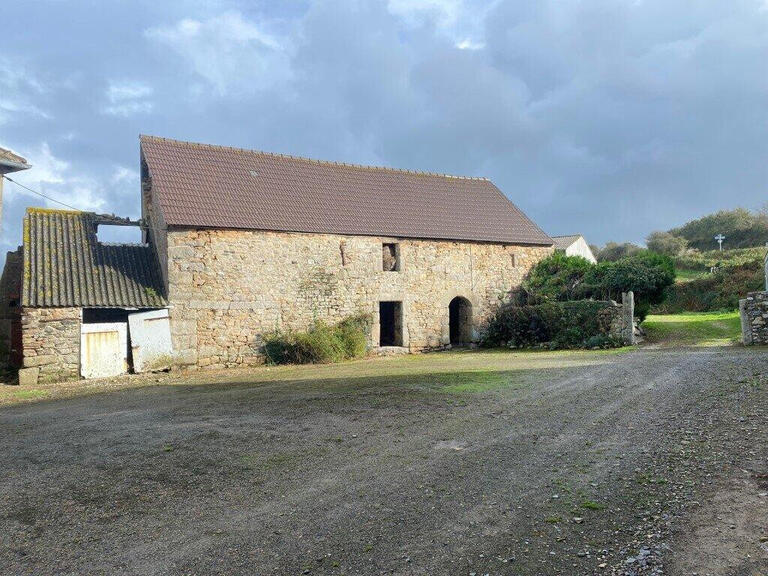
19;307;81;384
165;228;553;368
739;291;768;345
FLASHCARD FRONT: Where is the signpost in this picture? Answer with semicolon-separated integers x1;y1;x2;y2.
714;234;725;251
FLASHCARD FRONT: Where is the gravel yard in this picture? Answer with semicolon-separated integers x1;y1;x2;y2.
1;347;766;575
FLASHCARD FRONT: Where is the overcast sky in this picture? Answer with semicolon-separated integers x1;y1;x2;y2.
2;0;768;253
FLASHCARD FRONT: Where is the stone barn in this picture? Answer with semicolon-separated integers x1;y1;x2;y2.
5;136;554;381
139;136;553;369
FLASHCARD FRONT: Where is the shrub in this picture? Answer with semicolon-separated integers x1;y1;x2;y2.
580;252;675;320
646;231;688;257
595;242;644;262
336;315;370;358
522;251;594;303
522;252;675;321
482;300;621;349
263;314;372;365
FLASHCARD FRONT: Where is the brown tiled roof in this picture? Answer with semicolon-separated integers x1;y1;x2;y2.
140;135;553;245
22;208;166;308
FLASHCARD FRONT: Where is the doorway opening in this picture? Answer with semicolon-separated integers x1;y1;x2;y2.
449;296;473;345
379;301;403;346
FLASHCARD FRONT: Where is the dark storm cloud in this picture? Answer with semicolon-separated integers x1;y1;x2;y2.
2;0;767;254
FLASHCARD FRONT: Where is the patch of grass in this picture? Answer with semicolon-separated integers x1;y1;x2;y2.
643;312;741;346
11;389;48;400
581;499;605;510
544;515;562;523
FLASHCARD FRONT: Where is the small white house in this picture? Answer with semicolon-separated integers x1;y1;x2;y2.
552;234;597;264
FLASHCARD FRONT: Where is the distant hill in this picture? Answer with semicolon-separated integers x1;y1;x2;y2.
654;208;768;252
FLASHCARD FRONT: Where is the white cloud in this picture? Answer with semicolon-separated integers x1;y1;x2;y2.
387;0;464;28
110;165;138;185
456;38;485;50
145;11;291;96
7;142;107;212
387;0;492;50
0;59;50;125
102;80;154;116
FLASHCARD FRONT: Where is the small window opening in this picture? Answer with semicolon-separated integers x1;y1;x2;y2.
379;301;403;346
97;225;143;244
340;240;347;267
382;243;400;271
511;253;517;267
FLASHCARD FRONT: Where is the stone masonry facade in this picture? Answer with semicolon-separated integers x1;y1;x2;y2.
739;291;768;345
165;228;552;369
19;307;81;383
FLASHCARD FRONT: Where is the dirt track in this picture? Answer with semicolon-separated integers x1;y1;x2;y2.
1;347;766;575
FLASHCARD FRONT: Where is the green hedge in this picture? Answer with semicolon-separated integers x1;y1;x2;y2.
481;301;622;349
263;314;371;365
522;252;674;320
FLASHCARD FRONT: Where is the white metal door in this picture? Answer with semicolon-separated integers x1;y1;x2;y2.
128;309;173;372
81;323;128;379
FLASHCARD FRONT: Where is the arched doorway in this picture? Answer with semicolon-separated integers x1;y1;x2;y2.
449;296;473;345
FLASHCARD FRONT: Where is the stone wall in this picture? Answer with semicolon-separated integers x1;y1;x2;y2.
19;307;81;383
164;228;552;368
739;291;768;345
0;248;22;368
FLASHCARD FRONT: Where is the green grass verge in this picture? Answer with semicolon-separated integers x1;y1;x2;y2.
674;268;708;283
643;312;741;346
13;389;48;400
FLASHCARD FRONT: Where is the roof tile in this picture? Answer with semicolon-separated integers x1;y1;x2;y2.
140;135;553;246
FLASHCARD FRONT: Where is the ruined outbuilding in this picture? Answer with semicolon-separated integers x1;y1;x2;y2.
7;209;167;383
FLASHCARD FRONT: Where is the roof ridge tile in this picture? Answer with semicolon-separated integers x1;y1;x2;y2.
139;134;489;181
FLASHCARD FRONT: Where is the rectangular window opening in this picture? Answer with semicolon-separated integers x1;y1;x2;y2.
379;301;403;346
382;243;400;271
97;224;143;244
